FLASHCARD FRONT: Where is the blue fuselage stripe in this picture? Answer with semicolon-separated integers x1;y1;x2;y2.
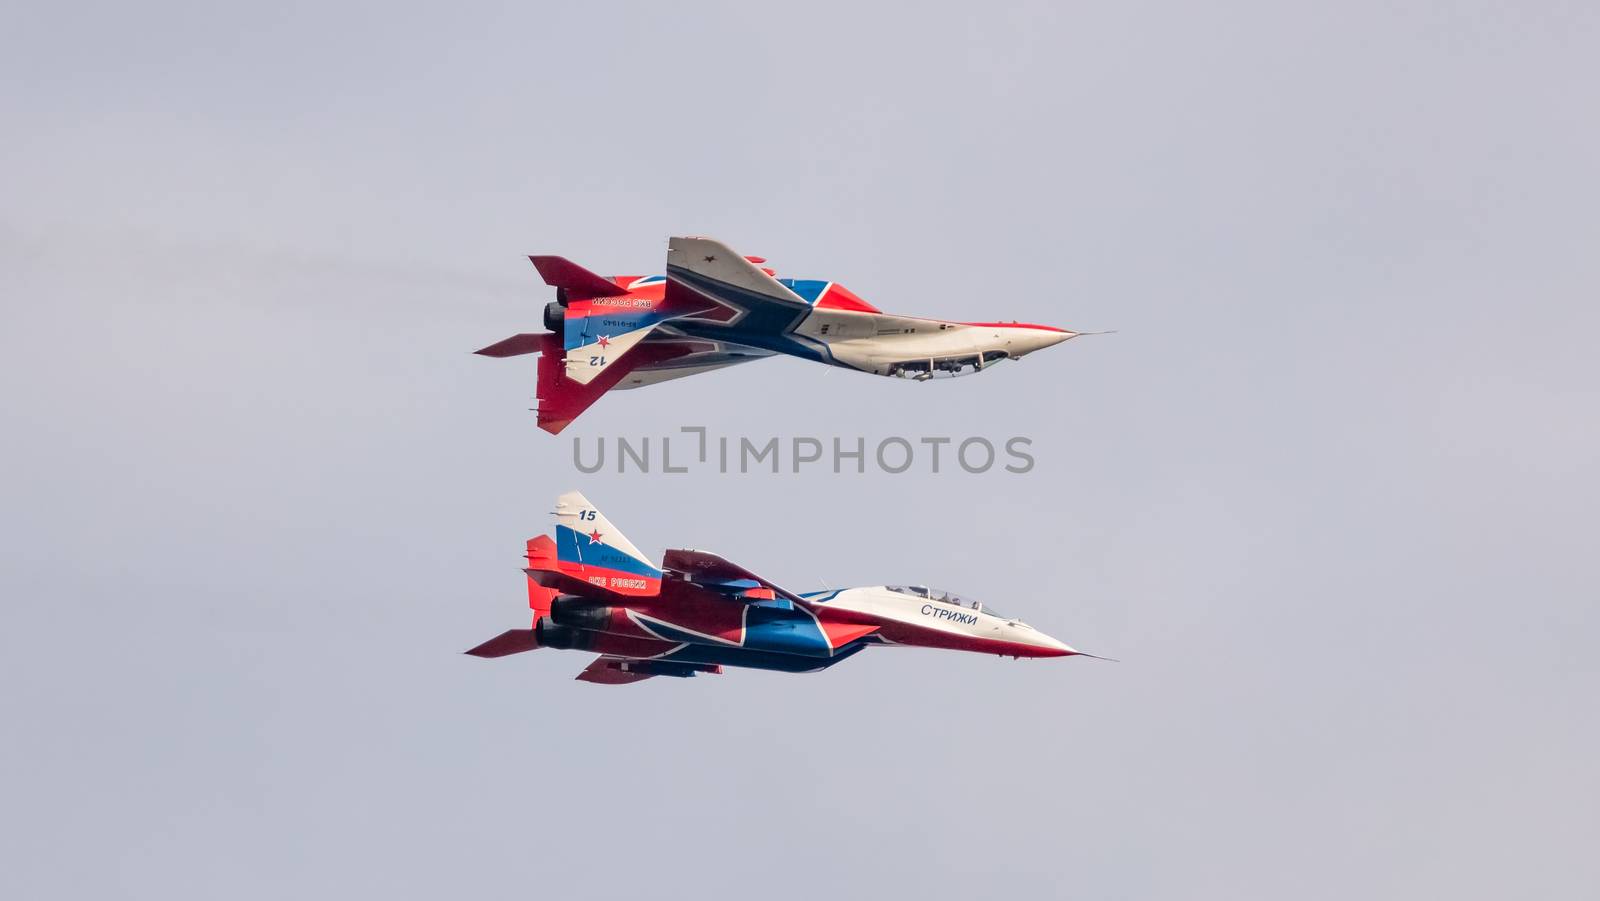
661;642;868;673
665;266;832;364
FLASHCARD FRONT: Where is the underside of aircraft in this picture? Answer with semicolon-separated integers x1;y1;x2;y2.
476;237;1086;433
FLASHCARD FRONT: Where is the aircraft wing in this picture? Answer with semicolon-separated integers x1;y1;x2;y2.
661;548;810;608
464;629;540;658
663;237;824;345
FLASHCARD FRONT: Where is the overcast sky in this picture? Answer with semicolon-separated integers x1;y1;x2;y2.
3;2;1597;898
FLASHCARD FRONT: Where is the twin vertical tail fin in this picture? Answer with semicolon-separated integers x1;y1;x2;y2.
524;536;560;618
528;255;666;386
527;255;631;301
473;257;625;359
552;491;662;596
462;536;560;659
475;254;705;434
463;494;654;658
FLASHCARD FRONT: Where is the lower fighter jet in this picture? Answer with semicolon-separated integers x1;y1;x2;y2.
476;236;1091;433
465;492;1090;684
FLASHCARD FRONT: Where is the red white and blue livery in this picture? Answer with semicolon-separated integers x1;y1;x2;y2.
465;491;1094;684
476;237;1092;433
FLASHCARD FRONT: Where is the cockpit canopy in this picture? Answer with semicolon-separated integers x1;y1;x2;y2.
886;585;1008;620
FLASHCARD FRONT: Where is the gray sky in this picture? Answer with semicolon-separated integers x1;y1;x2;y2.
3;2;1597;898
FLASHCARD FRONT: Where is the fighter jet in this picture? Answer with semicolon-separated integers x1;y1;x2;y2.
465;491;1092;684
476;236;1090;433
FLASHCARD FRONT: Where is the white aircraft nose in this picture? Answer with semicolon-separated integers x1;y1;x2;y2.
1006;326;1077;357
1033;632;1080;657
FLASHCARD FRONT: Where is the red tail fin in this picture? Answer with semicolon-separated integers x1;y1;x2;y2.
534;333;694;434
525;536;559;619
528;255;630;300
464;537;562;659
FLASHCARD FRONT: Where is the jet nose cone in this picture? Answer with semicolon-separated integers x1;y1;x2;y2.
1036;633;1080;657
1007;325;1077;356
1039;329;1077;350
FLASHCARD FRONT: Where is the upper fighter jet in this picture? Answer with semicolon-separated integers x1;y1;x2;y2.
476;236;1089;433
465;491;1093;684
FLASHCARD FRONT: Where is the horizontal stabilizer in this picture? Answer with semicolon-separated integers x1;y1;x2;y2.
475;333;545;358
465;629;540;658
528;255;629;299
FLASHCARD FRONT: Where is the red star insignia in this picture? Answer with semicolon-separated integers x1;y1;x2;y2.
587;529;603;545
596;335;611;349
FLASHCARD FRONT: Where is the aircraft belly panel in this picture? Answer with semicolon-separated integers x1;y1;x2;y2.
660;642;868;674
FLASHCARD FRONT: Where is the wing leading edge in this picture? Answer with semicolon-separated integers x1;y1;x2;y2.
662;548;811;608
